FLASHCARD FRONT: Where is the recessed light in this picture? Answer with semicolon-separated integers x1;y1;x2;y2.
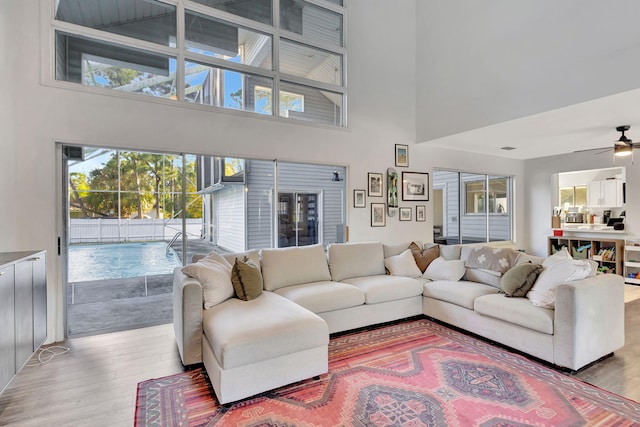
501;146;516;151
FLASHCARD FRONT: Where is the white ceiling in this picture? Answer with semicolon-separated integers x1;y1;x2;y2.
418;87;640;160
414;0;640;160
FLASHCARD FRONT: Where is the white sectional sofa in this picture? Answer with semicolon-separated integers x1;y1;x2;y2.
173;241;625;404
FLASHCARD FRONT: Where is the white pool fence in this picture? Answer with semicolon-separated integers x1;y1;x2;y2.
69;218;203;243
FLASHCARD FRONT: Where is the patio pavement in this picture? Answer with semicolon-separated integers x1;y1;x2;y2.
67;239;222;337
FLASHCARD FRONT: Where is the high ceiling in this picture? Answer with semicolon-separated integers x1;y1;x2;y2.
414;0;640;160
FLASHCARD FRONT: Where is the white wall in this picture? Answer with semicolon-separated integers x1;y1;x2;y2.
525;153;639;257
3;1;532;343
415;0;640;142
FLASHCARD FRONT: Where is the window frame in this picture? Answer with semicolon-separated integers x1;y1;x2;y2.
45;0;347;127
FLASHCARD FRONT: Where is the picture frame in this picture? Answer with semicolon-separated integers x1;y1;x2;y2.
395;144;409;167
371;203;386;227
416;205;426;222
399;207;412;221
353;189;366;208
402;171;429;201
368;172;383;197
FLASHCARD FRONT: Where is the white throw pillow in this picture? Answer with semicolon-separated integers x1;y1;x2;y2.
423;257;466;281
384;249;422;278
526;259;593;308
543;247;572;266
182;253;235;309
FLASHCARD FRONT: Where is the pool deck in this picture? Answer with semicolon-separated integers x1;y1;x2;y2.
67;238;226;337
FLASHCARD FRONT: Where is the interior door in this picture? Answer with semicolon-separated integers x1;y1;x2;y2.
278;192;318;247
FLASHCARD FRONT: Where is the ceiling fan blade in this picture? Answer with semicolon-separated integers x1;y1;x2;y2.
574;147;611;154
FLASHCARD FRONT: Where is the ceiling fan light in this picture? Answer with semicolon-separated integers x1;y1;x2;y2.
614;145;633;157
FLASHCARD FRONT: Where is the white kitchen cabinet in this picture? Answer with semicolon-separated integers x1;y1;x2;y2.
587;179;624;208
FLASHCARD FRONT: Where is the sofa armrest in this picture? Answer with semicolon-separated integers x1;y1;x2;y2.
554;273;625;370
173;267;204;366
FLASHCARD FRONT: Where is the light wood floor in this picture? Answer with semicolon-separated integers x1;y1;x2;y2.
1;300;640;426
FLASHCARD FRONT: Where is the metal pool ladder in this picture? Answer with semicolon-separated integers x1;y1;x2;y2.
166;231;182;255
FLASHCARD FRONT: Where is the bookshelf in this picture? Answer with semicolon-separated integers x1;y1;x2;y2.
548;236;625;275
624;239;640;285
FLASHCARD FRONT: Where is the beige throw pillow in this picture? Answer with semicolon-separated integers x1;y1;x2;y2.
181;252;234;309
231;257;264;301
500;263;544;297
384;249;422;277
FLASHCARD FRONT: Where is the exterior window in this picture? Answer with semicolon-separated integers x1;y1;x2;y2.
52;0;346;126
560;186;587;207
434;170;513;244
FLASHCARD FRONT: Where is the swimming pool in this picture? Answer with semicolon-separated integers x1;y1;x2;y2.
68;241;182;282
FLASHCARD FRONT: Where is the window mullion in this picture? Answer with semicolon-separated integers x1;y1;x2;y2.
51;20;178;58
176;4;186;102
273;0;281;118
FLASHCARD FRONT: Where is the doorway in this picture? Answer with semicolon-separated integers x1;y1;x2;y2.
62;146;198;337
278;192;320;247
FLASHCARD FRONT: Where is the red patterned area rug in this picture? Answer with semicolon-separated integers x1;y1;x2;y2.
135;318;640;426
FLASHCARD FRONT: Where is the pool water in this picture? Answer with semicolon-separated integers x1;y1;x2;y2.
68;242;182;282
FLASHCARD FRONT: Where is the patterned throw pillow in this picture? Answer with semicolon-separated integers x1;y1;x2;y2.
231;256;264;301
465;246;519;274
409;242;440;273
500;263;544;297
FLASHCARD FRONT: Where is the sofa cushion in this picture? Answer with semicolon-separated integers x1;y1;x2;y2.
423;280;499;310
274;281;365;313
439;244;461;260
474;294;555;335
231;257;263;301
384;249;422;277
202;291;329;370
223;250;261;268
383;241;423;258
181;252;235;308
328;242;385;282
261;244;331;291
463;268;502;288
409;242;440;273
500;263;544;297
342;275;424;304
423;257;466;281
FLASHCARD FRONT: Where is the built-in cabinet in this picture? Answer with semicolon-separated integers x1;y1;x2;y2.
625;239;640;285
548;237;624;275
0;251;47;393
587;179;624;208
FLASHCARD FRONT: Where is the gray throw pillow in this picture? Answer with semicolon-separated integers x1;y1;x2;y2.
231;257;263;301
500;263;544;297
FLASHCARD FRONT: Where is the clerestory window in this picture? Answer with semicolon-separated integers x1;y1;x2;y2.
51;0;346;127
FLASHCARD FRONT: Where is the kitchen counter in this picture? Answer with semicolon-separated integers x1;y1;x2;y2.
552;224;627;238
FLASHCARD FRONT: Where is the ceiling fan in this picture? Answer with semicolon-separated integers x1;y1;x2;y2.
576;125;640;157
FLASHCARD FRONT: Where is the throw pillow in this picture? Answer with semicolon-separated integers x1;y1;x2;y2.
465;246;519;274
409;242;440;273
500;263;544;297
526;259;593;308
181;254;234;309
423;257;466;281
231;257;264;301
384;249;422;277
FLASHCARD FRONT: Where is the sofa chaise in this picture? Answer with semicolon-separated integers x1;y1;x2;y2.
173;241;625;404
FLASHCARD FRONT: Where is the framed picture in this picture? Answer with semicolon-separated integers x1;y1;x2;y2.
395;144;408;167
402;171;429;201
399;207;412;221
368;172;383;197
371;203;386;227
416;205;426;222
353;189;366;208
